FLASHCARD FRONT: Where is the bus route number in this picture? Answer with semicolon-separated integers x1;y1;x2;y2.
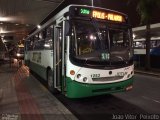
91;74;100;78
101;53;109;60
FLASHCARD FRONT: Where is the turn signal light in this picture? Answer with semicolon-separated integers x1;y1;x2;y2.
70;70;75;75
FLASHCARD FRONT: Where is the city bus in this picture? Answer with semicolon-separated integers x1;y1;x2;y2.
24;5;134;98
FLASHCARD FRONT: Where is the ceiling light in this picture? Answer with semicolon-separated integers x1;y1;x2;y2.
37;25;41;29
133;33;136;39
0;17;10;21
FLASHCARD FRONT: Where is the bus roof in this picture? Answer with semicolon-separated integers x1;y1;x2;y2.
26;4;128;40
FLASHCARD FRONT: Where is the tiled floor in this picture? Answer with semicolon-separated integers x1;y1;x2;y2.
0;62;77;120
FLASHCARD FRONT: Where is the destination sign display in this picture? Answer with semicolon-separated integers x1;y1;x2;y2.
78;8;126;22
92;10;123;22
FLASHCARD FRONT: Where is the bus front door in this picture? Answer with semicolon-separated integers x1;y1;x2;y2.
54;21;66;93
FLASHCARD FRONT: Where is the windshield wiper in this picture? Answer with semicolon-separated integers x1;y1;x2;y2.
91;19;102;40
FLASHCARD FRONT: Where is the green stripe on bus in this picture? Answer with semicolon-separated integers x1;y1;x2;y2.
66;77;134;98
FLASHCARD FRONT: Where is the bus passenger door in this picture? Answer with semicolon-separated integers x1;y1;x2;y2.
54;21;65;93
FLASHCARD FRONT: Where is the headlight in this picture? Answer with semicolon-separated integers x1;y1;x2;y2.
17;53;20;57
83;77;88;82
77;74;81;79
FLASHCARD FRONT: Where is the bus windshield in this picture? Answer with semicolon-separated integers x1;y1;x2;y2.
17;47;24;54
71;19;132;66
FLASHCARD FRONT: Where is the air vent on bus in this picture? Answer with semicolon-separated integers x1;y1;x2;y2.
92;76;124;82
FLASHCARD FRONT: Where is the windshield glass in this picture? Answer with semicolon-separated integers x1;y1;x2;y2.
70;20;132;65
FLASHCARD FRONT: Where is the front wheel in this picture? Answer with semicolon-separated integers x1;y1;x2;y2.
47;70;58;94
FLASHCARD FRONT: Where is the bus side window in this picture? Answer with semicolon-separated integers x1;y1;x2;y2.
29;37;34;50
33;34;39;50
38;31;45;50
25;40;30;51
44;25;53;50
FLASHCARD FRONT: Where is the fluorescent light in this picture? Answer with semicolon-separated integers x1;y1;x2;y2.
37;25;41;29
0;17;8;21
133;33;136;39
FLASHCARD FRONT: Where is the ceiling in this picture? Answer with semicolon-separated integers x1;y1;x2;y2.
0;0;63;44
133;23;160;39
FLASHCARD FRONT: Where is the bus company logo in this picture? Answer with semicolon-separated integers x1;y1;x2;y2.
116;72;127;77
32;52;41;63
124;66;130;70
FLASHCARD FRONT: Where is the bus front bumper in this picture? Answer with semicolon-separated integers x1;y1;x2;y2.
66;77;134;98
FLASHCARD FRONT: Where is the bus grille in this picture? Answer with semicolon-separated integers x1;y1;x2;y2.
92;76;124;82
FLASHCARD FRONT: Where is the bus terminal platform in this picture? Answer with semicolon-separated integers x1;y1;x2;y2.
0;61;77;120
0;60;160;120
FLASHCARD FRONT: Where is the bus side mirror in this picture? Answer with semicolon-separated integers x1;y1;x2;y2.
55;25;61;29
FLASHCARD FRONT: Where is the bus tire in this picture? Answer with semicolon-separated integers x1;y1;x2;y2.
47;70;58;94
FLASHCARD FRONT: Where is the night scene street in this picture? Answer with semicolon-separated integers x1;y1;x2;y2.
0;0;160;120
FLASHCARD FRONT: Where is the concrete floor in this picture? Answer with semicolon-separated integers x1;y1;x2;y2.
0;61;77;120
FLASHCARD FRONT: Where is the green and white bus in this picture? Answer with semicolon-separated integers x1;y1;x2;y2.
24;5;134;98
